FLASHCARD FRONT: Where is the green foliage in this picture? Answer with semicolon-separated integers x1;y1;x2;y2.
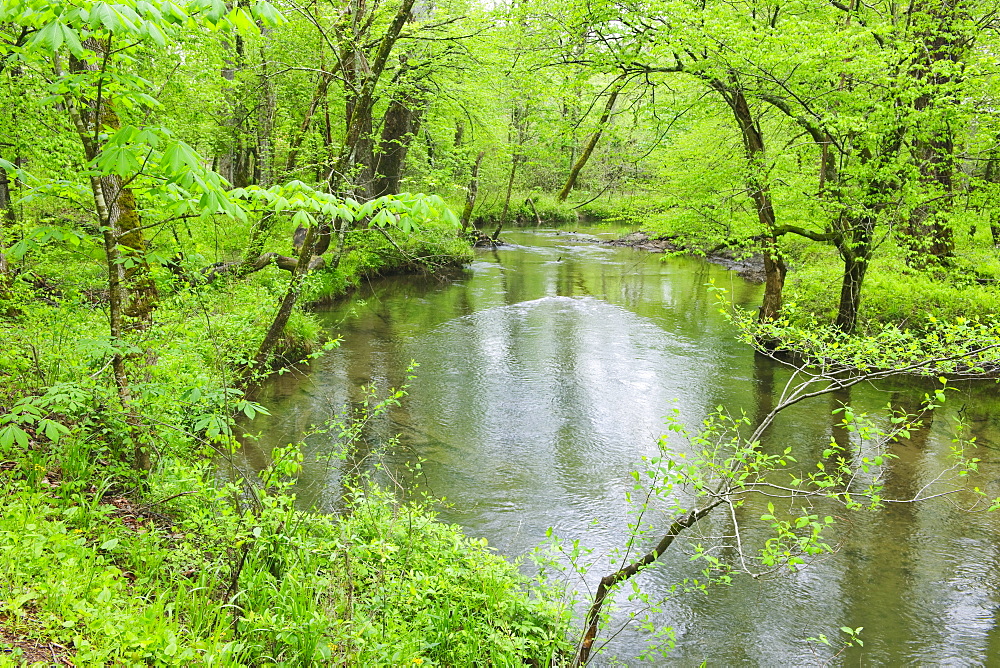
336;227;473;281
339;490;572;665
720;284;1000;377
779;240;1000;330
0;374;570;665
6;0;1000;661
469;192;579;228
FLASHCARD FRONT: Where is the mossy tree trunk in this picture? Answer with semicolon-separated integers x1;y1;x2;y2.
331;0;417;200
904;0;968;265
371;63;425;198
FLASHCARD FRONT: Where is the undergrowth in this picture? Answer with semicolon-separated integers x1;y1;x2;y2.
0;378;572;666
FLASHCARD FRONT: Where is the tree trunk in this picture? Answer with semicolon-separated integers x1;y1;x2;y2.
66;37;159;471
331;0;417;199
525;197;542;226
904;0;966;265
493;154;520;240
105;176;160;323
217;27;251;187
285;71;333;174
557;79;624;202
0;59;20;302
835;252;867;334
833;214;874;334
0;162;15;225
371;69;424;198
254;29;276;188
241;223;317;390
69;38;159;325
717;78;785;321
0;167;14;300
461;151;485;232
236;212;277;277
760;237;786;321
330;217;351;270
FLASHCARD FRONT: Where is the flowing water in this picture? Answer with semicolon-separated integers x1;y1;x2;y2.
239;229;1000;665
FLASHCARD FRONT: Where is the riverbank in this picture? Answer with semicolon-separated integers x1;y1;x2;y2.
605;227;1000;326
597;228;1000;378
232;229;1000;665
601;230;767;283
0;225;574;665
0;467;570;664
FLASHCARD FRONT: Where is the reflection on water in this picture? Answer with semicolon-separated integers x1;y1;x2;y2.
238;229;1000;665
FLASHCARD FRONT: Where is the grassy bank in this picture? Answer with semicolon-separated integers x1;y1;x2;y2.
778;233;1000;331
0;465;569;665
0;217;571;665
605;198;1000;333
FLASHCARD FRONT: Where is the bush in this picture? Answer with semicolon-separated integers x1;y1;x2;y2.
0;447;572;666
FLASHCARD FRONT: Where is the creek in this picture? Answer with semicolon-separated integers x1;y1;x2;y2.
238;228;1000;665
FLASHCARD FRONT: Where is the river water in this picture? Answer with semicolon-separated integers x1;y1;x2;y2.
239;229;1000;665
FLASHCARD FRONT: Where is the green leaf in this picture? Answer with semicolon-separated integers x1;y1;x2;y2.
134;127;162;148
291;209;313;228
8;238;37;261
160;140;199;176
34;21;64;53
371;208;394;228
41;420;69;443
0;424;29;451
95;145;140;177
89;3;117;31
252;1;284;26
229;6;257;33
60;24;84;56
441;207;460;228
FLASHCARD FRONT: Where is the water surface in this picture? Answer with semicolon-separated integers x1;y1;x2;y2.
240;229;1000;665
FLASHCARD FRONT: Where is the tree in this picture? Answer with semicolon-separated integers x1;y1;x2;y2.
0;0;460;468
1;0;259;468
329;0;417;199
902;0;971;265
556;77;626;203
